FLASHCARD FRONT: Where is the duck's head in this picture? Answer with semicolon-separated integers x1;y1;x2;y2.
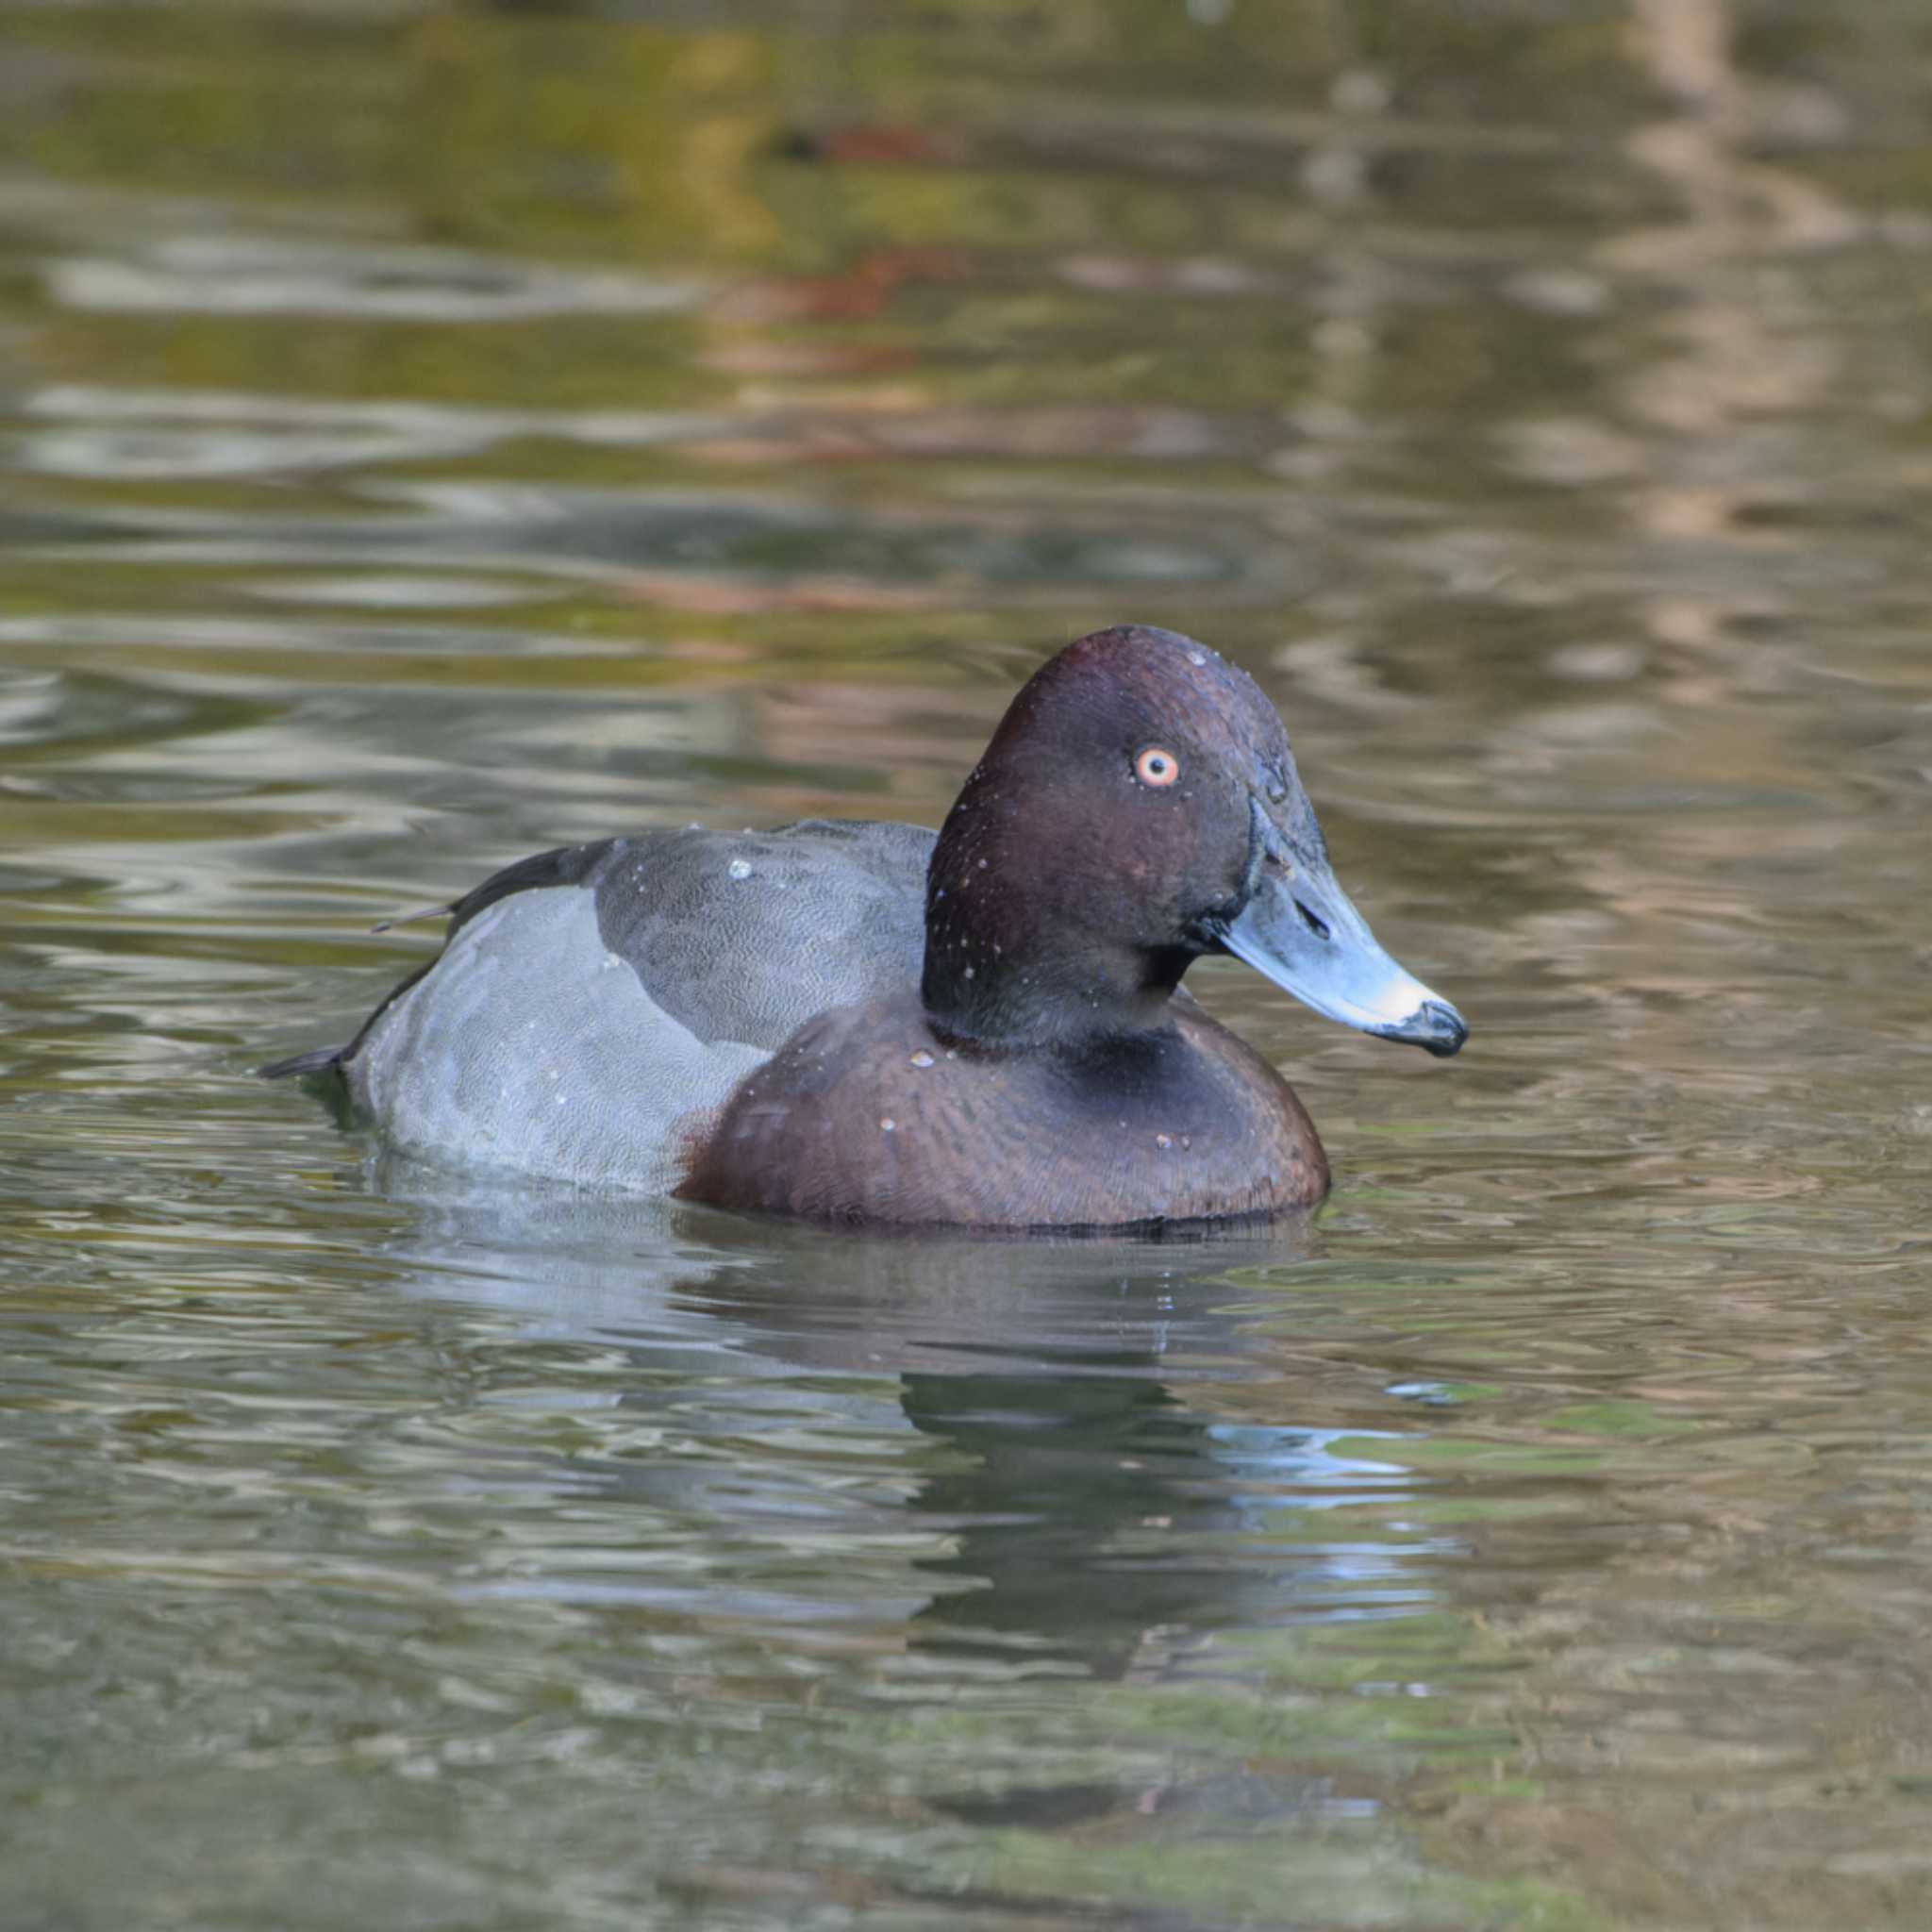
922;624;1469;1056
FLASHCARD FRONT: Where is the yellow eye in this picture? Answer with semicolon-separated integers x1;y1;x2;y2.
1134;745;1181;788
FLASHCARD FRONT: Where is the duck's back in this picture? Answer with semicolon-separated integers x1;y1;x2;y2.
293;820;934;1190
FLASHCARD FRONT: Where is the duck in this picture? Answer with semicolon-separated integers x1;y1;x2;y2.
264;624;1467;1229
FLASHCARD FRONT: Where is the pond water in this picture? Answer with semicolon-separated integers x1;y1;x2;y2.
5;2;1932;1926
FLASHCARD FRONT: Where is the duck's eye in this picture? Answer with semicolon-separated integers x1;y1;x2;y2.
1134;745;1181;789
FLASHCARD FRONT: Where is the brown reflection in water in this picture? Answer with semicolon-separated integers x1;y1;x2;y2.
1453;0;1901;1206
1611;0;1857;676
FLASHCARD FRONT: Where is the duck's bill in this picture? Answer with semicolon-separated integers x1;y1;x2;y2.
1210;854;1469;1058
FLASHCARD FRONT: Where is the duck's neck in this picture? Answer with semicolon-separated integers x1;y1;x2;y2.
919;794;1191;1050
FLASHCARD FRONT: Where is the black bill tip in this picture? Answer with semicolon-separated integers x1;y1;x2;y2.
1407;999;1469;1058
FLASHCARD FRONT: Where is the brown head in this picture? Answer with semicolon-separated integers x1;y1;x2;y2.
920;624;1468;1056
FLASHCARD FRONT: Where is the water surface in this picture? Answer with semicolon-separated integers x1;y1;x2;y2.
5;3;1932;1926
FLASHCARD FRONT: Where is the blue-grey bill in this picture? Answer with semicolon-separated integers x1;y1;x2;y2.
1216;860;1468;1058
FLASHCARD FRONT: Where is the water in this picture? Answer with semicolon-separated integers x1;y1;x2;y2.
5;2;1932;1925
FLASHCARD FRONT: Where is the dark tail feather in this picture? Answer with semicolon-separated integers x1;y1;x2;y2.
258;1044;346;1080
371;899;454;935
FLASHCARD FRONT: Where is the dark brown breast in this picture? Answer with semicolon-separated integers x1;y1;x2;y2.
676;990;1326;1231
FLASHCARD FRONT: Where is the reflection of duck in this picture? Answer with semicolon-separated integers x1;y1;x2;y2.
376;1191;1418;1682
266;625;1466;1228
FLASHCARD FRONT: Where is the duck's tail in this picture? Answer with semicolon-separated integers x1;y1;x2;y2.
258;1043;347;1080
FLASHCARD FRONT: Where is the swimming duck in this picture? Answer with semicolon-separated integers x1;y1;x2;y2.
266;625;1466;1228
